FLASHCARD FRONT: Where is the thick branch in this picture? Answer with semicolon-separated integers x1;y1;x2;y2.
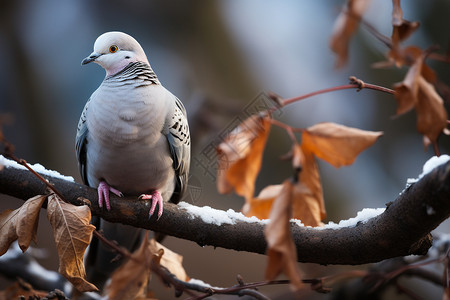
1;161;449;265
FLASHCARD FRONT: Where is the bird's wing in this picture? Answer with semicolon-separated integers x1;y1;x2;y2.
165;96;191;204
75;99;90;186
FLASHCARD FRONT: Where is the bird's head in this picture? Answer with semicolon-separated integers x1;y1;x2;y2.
82;31;149;76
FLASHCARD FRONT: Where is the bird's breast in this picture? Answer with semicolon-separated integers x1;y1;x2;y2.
88;85;167;146
85;84;175;195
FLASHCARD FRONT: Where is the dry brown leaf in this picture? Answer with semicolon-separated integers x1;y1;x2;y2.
46;194;97;292
391;20;419;48
243;184;282;220
247;122;378;226
391;0;419;46
264;180;303;290
149;239;188;281
393;53;423;115
0;280;48;299
245;146;325;226
389;0;420;68
391;49;438;114
107;232;152;300
301;122;383;167
292;142;304;170
393;52;448;145
391;0;402;26
416;76;448;144
375;45;421;70
295;146;326;226
330;0;371;68
0;195;46;255
217;115;271;201
378;0;421;69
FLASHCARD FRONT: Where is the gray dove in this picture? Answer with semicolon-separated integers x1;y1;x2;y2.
75;31;190;288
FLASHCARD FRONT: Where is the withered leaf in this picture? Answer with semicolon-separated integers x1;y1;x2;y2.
393;53;423;115
217;114;271;201
244;184;283;220
246;144;326;227
292;142;304;170
46;194;97;292
376;45;421;70
416;76;448;144
391;0;419;46
391;49;438;113
245;145;325;226
330;0;371;68
149;239;188;281
392;19;419;45
393;52;447;145
301;122;383;167
391;0;402;26
107;232;151;300
264;180;303;290
295;146;326;226
0;280;48;299
389;0;420;68
0;195;46;255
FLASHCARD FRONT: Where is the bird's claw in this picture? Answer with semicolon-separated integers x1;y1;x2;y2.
98;181;123;211
140;191;163;220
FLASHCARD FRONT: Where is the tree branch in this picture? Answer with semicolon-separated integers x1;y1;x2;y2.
1;160;449;265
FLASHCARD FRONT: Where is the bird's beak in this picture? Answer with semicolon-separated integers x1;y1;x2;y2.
81;52;101;65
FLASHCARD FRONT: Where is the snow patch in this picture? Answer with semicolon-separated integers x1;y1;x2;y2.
290;219;306;227
290;208;385;230
179;201;384;230
178;202;268;226
406;155;450;186
320;208;385;229
0;155;74;182
188;278;223;289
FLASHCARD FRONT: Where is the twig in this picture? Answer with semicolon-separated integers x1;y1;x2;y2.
183;279;291;300
433;142;441;157
279;79;394;108
385;257;443;282
18;159;66;201
303;270;368;293
268;118;299;144
92;230;131;260
1;138;66;202
366;247;448;295
150;258;198;298
360;17;393;49
406;268;443;287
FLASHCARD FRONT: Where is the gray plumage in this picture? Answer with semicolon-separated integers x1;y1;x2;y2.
76;61;190;203
75;31;190;289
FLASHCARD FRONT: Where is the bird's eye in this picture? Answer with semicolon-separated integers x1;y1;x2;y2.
109;45;118;53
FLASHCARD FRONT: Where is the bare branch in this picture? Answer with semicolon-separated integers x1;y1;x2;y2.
1;161;449;265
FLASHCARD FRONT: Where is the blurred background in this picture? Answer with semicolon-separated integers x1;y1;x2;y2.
0;0;449;299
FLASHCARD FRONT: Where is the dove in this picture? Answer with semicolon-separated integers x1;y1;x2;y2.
75;31;190;288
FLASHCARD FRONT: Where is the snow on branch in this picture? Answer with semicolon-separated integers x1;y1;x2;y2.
0;156;449;265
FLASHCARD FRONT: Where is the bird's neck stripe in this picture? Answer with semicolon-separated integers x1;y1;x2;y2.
107;62;160;85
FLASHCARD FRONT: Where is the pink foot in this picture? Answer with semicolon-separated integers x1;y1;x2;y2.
140;191;163;219
97;181;123;210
